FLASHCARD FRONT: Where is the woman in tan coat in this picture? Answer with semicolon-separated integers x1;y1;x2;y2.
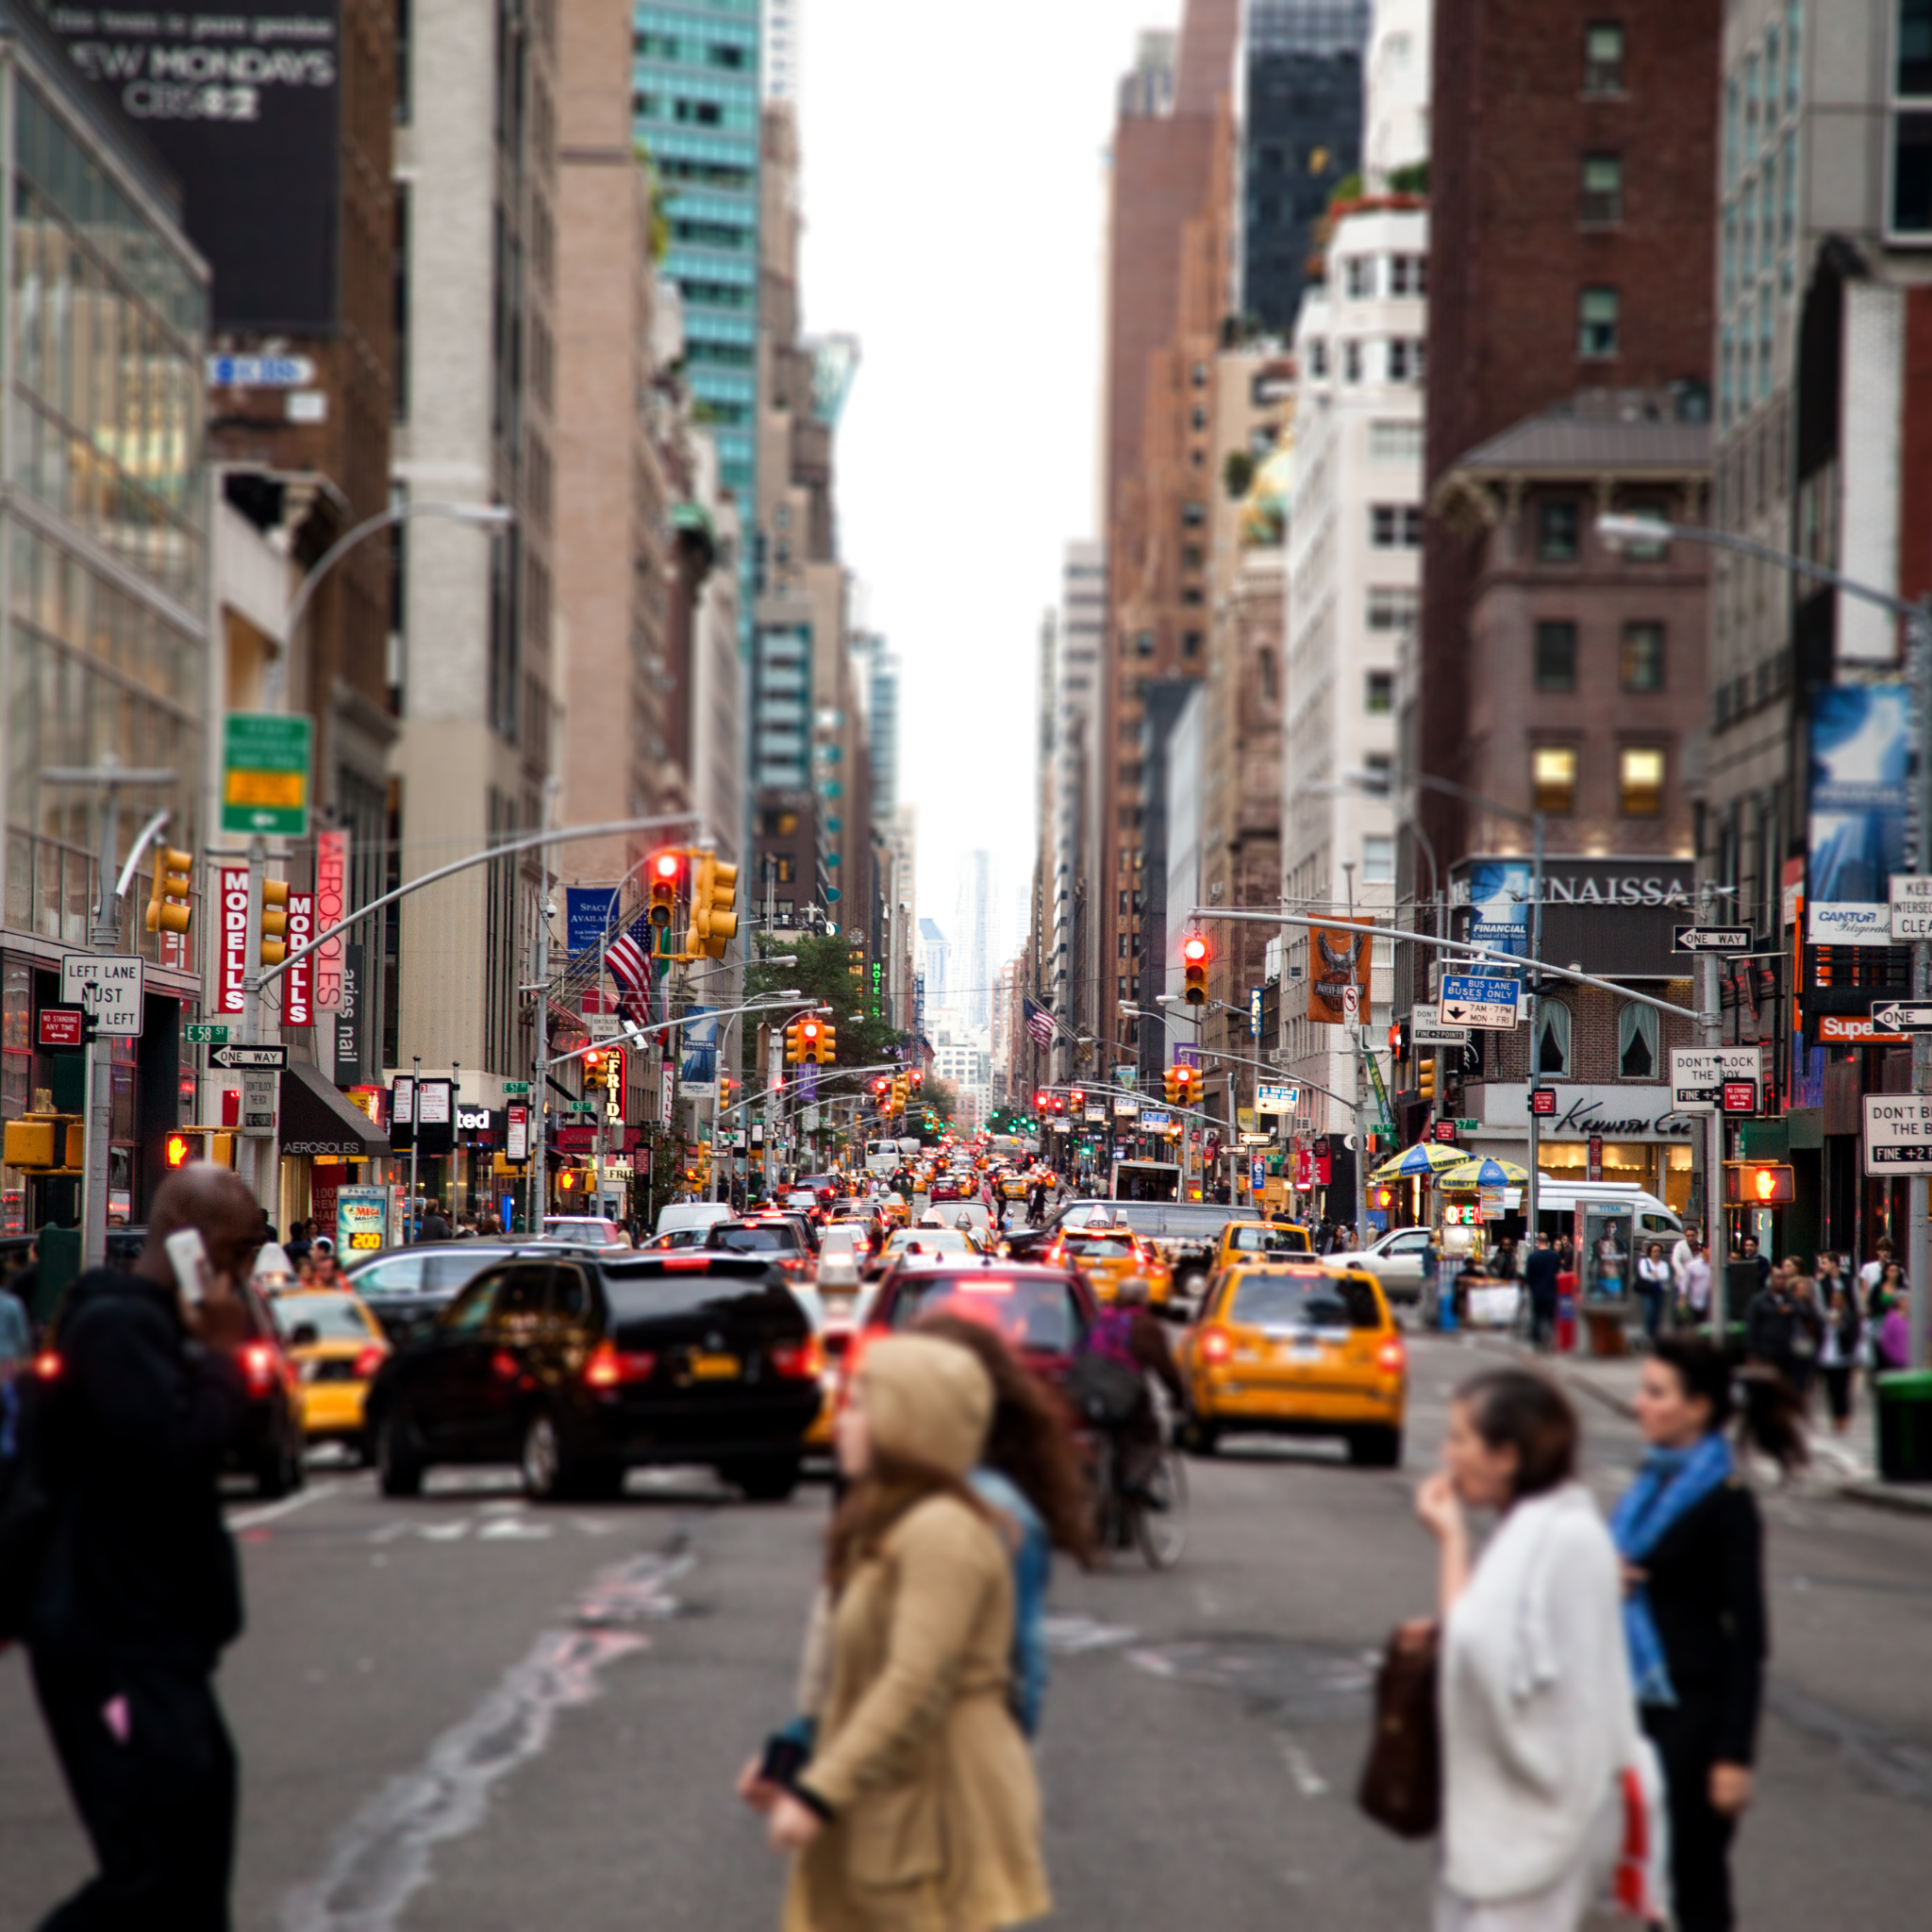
760;1333;1051;1931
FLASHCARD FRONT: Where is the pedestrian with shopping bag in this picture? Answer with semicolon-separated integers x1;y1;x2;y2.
1410;1368;1646;1931
1614;1338;1805;1932
752;1334;1051;1930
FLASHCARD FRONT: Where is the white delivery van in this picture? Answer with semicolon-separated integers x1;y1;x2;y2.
656;1200;736;1241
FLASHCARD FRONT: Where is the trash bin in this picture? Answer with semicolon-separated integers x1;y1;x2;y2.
1874;1370;1932;1484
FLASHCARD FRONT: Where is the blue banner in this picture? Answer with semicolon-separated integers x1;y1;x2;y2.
567;887;618;958
680;1006;718;1089
1807;684;1909;946
1465;859;1533;951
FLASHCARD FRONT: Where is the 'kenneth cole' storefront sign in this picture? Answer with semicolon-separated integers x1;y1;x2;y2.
1475;1084;1695;1141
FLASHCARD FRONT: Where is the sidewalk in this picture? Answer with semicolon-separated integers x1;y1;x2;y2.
1464;1331;1932;1517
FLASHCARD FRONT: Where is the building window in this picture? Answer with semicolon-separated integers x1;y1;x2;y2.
1388;339;1425;381
1621;622;1665;691
1619;745;1666;815
1580;153;1624;225
1362;836;1394;885
1893;0;1932;235
1389;254;1427;295
1182;629;1204;658
1367;585;1419;630
1344;255;1374;297
1584;21;1625;94
1365;670;1395;713
1370;420;1423;462
1343;339;1363;382
1308;338;1328;378
1536;1001;1574;1076
1371;504;1424;548
1181;500;1206;526
1537;499;1581;560
1532;745;1578;815
1535;621;1578;690
1618;1003;1658;1079
1578;286;1621;358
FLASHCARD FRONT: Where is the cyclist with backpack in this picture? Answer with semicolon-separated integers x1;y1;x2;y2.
1068;1275;1183;1506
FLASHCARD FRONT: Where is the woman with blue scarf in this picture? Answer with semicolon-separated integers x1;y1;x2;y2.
1613;1337;1805;1932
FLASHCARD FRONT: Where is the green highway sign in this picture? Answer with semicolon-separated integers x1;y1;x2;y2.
185;1024;229;1044
221;712;313;838
502;1080;531;1095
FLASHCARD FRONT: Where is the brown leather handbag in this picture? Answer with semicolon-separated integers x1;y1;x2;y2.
1357;1623;1441;1839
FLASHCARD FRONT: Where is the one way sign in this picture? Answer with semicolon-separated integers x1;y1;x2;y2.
1674;925;1753;954
209;1042;289;1070
1869;1001;1932;1033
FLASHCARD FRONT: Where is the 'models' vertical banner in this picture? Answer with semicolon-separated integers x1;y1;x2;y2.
284;891;314;1025
219;866;250;1014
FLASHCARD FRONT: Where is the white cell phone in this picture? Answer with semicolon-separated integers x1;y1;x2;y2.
164;1226;213;1307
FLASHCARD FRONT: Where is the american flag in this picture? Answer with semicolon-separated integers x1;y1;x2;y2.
605;915;654;994
1024;995;1058;1050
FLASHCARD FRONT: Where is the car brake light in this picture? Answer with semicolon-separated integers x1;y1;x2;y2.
662;1255;710;1271
353;1344;387;1381
239;1341;278;1397
1199;1325;1233;1366
584;1339;658;1388
768;1339;824;1379
32;1350;60;1380
1376;1338;1407;1375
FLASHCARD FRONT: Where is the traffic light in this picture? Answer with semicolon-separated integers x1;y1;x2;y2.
1182;931;1209;1006
1070;1089;1085;1112
784;1022;804;1065
686;852;740;960
1419;1057;1436;1103
1164;1066;1180;1105
258;878;289;965
797;1016;824;1063
4;1112;83;1172
1725;1162;1794;1205
584;1048;608;1089
872;1076;891;1111
1391;1019;1410;1059
162;1127;237;1171
891;1076;908;1111
145;846;194;935
647;850;681;927
1035;1090;1049;1110
814;1022;836;1064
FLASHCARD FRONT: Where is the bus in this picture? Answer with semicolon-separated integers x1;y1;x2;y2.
1110;1158;1182;1203
864;1137;923;1175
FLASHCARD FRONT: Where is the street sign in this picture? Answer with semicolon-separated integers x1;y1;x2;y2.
588;1013;620;1040
1669;1047;1761;1114
1256;1082;1300;1114
1890;874;1932;941
60;955;143;1037
209;1042;288;1071
1453;1118;1477;1131
208;354;317;388
503;1080;531;1095
1869;1000;1932;1033
1433;1122;1457;1142
1673;925;1754;954
1863;1094;1932;1174
185;1024;230;1045
37;1006;85;1049
1084;1105;1106;1122
1529;1088;1557;1117
1112;1095;1140;1115
506;1104;529;1162
241;1068;277;1136
1140;1109;1172;1128
1439;975;1520;1030
1411;1004;1471;1047
1238;1133;1274;1146
1341;984;1360;1021
220;712;313;838
1720;1080;1759;1115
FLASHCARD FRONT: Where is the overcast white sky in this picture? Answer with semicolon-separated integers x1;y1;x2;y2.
797;0;1181;997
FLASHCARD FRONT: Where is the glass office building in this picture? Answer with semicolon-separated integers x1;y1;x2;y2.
632;2;760;502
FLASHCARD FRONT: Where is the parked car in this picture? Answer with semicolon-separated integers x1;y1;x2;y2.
1324;1225;1435;1306
345;1241;536;1341
538;1216;632;1248
364;1251;823;1501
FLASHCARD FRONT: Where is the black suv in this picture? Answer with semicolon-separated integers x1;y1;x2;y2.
364;1251;821;1502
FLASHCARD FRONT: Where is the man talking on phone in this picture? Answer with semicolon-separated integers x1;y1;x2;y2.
23;1162;262;1930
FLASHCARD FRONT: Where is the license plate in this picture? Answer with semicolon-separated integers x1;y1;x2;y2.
689;1352;741;1380
1283;1336;1324;1361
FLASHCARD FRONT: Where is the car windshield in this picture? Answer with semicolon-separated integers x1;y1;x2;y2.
273;1292;375;1342
1227;1273;1381;1331
1067;1234;1137;1258
602;1269;786;1323
886;1274;1083;1355
1228;1224;1310;1254
887;1228;972;1255
708;1224;803;1253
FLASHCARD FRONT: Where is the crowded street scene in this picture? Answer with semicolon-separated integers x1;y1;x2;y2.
3;0;1932;1927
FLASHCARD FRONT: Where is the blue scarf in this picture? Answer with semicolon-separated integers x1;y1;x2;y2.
1608;1431;1733;1707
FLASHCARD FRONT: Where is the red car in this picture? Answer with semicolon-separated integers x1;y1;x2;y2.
928;1174;964;1203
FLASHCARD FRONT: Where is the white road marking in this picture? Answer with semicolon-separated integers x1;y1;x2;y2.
1275;1735;1327;1797
1041;1613;1138;1654
228;1481;341;1532
476;1517;552;1541
279;1551;689;1932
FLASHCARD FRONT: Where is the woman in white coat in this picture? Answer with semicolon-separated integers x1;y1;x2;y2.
1415;1368;1635;1932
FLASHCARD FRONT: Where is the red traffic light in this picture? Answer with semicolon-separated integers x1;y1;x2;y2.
873;1076;890;1095
1035;1091;1049;1108
652;852;679;880
1725;1162;1793;1205
1181;932;1209;964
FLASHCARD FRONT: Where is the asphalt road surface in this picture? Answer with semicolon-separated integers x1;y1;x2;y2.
3;1331;1928;1929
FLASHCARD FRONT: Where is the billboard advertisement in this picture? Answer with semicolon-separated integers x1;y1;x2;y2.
681;1007;718;1099
53;2;342;330
1464;859;1533;951
1807;684;1910;946
1308;918;1372;1024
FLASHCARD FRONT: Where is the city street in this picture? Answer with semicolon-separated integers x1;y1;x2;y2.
3;1331;1925;1931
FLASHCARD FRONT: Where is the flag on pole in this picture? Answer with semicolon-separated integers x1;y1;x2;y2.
606;915;654;993
1024;995;1058;1050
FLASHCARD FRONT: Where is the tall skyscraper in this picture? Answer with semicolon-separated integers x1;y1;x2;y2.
632;3;761;503
964;850;991;1028
1241;0;1371;333
763;0;799;101
918;918;953;1012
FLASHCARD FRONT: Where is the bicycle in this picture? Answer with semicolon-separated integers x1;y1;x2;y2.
1090;1426;1189;1570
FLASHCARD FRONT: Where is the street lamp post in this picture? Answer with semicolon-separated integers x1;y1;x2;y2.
1602;512;1932;1372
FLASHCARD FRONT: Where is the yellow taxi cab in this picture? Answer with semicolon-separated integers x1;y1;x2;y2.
1178;1263;1405;1466
1000;1173;1032;1201
1059;1224;1174;1307
271;1287;391;1460
1212;1217;1314;1273
878;1191;911;1230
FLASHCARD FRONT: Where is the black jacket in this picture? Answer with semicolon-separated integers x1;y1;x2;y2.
27;1269;248;1670
1641;1477;1767;1766
1524;1247;1560;1303
1745;1286;1797;1363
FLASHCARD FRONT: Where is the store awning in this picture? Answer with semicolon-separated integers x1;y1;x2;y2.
279;1061;390;1159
